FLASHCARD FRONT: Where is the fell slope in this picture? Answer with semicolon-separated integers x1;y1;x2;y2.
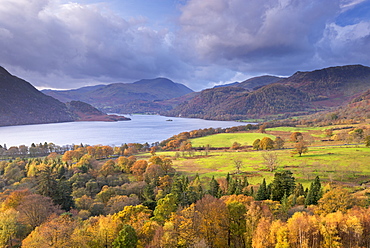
0;67;130;126
0;67;75;126
166;65;370;120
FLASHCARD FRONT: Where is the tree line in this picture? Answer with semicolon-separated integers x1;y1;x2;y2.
0;142;369;247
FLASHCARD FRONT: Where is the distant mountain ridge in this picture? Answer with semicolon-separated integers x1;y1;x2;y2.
3;64;370;125
165;65;370;120
42;78;194;114
0;67;129;126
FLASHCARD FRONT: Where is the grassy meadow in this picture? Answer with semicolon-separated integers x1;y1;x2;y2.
190;132;276;147
152;125;370;188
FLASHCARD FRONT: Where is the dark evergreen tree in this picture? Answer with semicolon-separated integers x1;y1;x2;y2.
171;175;189;205
227;176;237;195
255;178;268;201
305;176;322;206
54;178;74;211
36;166;57;198
270;170;295;202
142;175;157;210
208;176;221;198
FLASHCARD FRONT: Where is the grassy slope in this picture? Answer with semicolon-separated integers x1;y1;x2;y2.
168;145;370;187
190;133;276;148
154;125;370;188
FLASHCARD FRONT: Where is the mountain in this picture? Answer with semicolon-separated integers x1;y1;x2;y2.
212;75;282;89
42;84;106;103
0;67;129;126
213;82;239;88
237;75;283;90
165;65;370;120
42;78;194;114
0;67;76;126
66;101;130;122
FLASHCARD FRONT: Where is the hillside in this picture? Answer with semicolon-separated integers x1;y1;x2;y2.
237;75;283;90
43;78;194;114
66;101;130;122
0;67;130;126
166;65;370;120
0;67;75;126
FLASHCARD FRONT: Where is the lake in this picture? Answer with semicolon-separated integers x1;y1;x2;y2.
0;115;242;147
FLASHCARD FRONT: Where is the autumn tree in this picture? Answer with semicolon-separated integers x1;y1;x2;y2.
292;139;308;157
150;146;157;156
290;132;303;142
152;193;178;224
0;209;20;247
114;205;153;245
99;159;117;177
194;195;229;248
179;141;193;156
287;211;320;248
253;139;261;150
84;215;120;248
274;137;285;149
1;189;31;211
16;194;59;229
252;217;273;248
22;213;78;248
230;141;241;150
258;123;267;133
149;155;173;175
259;137;274;150
112;224;138;248
316;186;354;215
131;160;148;181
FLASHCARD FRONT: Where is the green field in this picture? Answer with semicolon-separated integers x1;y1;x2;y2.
266;126;326;132
158;144;370;187
190;133;276;148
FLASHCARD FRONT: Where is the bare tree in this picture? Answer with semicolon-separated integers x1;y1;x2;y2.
233;159;243;174
262;151;279;172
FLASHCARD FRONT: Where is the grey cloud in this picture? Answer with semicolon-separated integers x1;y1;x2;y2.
177;0;341;70
0;0;184;89
0;0;369;91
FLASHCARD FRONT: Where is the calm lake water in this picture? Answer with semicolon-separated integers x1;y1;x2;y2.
0;115;241;147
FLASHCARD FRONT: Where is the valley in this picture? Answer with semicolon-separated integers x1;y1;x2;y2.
1;64;370;247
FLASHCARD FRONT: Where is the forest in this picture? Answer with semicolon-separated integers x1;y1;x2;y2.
0;120;369;247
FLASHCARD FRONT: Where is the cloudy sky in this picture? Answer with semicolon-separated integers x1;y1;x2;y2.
0;0;369;91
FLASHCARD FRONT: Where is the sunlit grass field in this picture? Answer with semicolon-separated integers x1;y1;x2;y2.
141;123;370;189
165;145;370;186
190;133;276;148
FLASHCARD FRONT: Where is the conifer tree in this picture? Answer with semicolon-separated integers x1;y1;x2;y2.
255;178;268;201
305;176;322;206
208;176;221;198
270;171;295;202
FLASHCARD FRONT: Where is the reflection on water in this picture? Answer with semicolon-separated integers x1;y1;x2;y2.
0;115;242;146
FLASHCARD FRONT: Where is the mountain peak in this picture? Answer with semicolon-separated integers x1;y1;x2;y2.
0;66;11;77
